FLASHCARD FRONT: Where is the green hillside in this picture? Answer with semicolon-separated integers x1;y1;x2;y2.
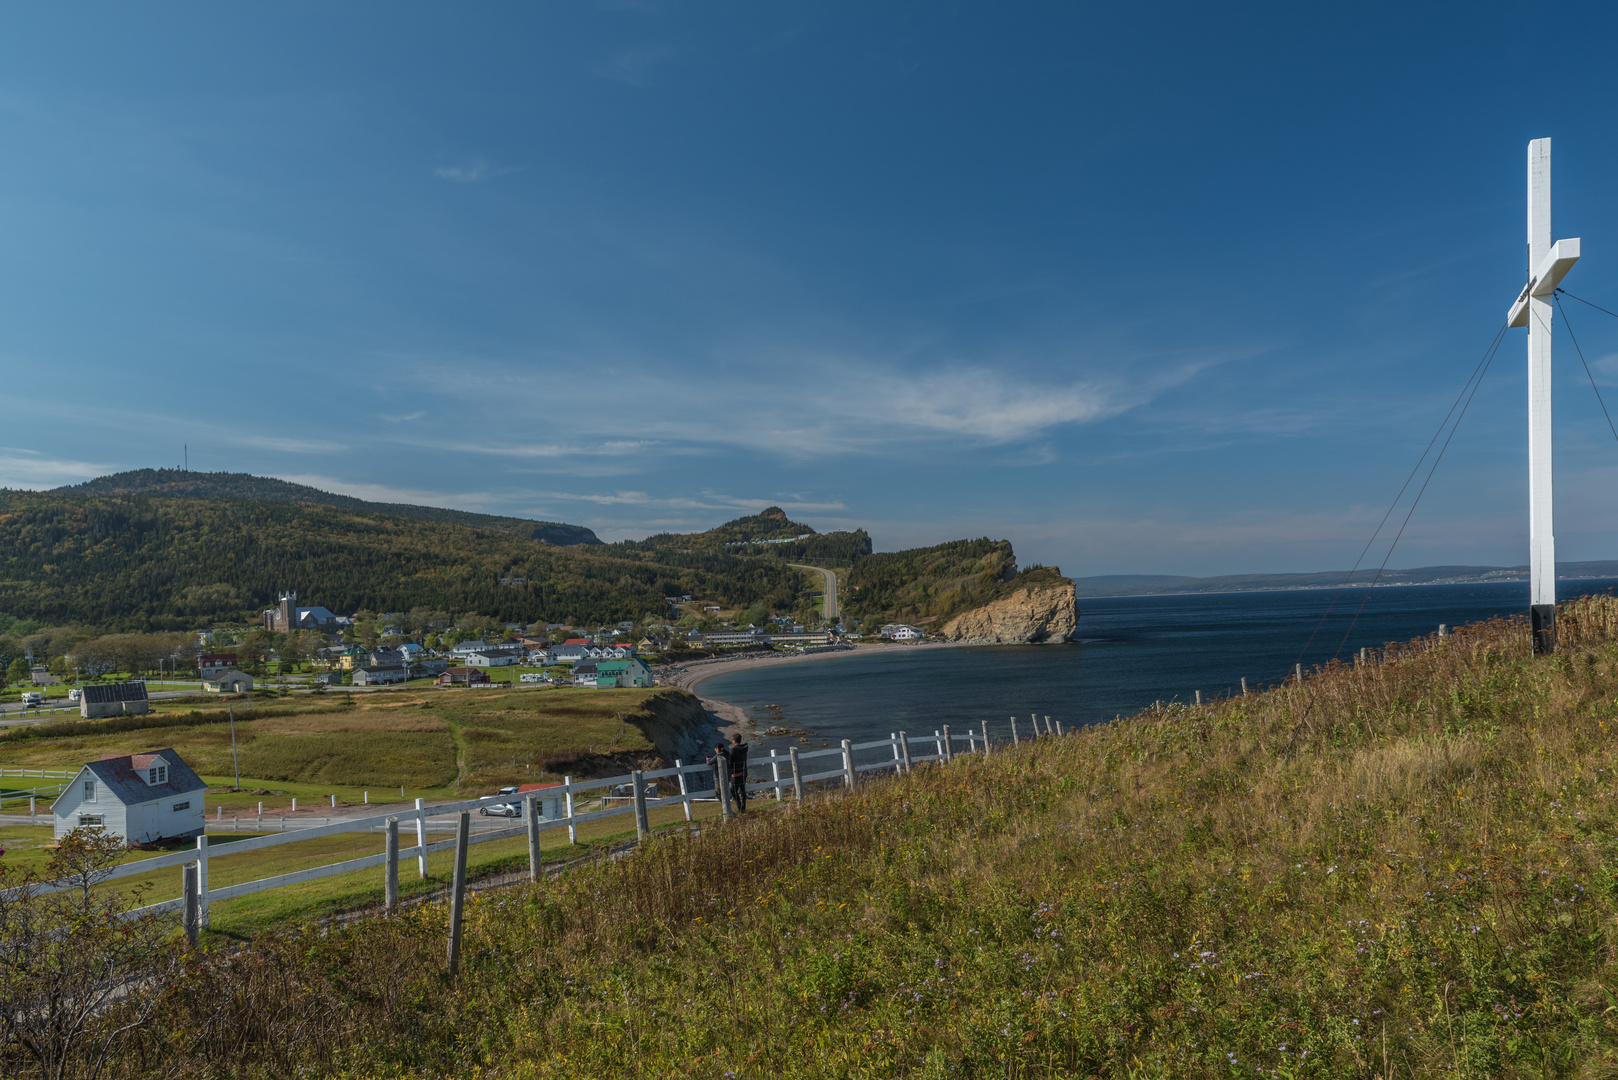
63;596;1618;1077
50;469;603;546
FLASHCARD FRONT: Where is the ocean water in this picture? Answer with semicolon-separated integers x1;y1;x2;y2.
700;579;1618;754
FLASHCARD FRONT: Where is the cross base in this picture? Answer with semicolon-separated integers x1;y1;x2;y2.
1531;603;1556;655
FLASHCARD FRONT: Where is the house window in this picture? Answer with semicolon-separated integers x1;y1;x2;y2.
148;764;168;785
172;801;190;812
83;779;96;802
77;814;104;828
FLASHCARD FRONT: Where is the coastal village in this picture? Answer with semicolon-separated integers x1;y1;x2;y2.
0;587;967;710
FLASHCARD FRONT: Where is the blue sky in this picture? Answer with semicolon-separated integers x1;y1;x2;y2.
6;3;1618;576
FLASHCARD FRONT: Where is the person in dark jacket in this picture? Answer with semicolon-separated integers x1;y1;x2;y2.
728;733;749;813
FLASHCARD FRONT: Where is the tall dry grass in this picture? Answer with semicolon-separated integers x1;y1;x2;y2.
72;596;1618;1079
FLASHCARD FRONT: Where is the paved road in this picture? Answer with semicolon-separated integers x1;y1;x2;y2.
788;563;839;620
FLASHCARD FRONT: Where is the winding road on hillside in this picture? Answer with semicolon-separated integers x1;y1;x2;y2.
788;563;839;620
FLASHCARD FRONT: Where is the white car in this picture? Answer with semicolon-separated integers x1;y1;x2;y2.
478;802;522;818
18;692;44;708
67;688;82;702
519;672;547;684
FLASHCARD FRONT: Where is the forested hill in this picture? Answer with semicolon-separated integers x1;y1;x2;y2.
626;506;873;565
0;490;805;630
0;480;1054;632
51;470;602;546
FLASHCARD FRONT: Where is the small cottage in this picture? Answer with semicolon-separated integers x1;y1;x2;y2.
51;748;208;843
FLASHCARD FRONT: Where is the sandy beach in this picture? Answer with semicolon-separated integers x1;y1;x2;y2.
659;641;974;736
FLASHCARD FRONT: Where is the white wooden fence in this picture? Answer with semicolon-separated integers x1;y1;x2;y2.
13;715;1062;930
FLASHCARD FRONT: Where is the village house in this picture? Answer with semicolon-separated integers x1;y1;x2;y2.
353;665;407;686
466;649;521;668
880;624;926;641
51;748;207;843
203;670;254;693
197;653;238;679
549;642;589;664
438;667;491;687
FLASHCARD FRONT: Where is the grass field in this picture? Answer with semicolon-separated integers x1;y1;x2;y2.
0;685;679;812
71;592;1618;1078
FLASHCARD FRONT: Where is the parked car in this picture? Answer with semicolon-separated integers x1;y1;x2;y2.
608;781;659;800
478;802;521;818
519;672;548;684
18;692;43;708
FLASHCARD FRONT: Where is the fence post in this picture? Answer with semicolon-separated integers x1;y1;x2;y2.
564;777;576;844
1010;716;1018;745
771;749;783;799
841;739;856;790
182;863;199;945
716;762;733;820
889;734;900;772
446;811;470;978
384;817;399;912
789;746;803;801
1044;716;1053;736
1295;663;1303;684
1056;721;1064;736
415;798;428;878
29;796;34;824
941;725;953;762
676;761;692;821
981;720;991;756
196;835;209;928
1031;713;1038;737
934;729;943;759
632;770;649;842
1241;677;1249;696
967;729;976;754
525;796;541;881
898;731;912;773
1195;690;1202;706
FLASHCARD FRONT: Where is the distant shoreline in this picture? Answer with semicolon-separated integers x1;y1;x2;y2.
1071;575;1618;602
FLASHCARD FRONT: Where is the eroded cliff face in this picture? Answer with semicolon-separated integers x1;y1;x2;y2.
939;582;1079;644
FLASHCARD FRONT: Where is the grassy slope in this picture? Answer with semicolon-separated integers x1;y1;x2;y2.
113;594;1618;1078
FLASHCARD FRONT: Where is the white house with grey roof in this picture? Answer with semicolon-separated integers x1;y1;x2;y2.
50;748;208;843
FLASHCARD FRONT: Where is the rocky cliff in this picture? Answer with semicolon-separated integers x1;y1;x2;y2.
939;581;1079;644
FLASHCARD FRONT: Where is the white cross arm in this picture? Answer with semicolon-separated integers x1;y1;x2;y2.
1508;237;1581;327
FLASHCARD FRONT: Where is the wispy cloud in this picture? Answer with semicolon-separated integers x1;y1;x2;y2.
238;435;348;454
0;453;118;488
378;411;426;423
434;158;520;183
275;474;500;511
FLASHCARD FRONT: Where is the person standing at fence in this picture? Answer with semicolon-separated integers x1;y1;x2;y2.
728;733;749;814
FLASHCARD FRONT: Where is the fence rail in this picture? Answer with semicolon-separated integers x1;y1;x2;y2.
10;715;1066;930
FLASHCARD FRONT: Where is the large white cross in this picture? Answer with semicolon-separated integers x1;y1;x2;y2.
1505;138;1580;653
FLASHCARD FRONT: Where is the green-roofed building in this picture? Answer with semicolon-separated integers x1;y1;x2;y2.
595;657;654;688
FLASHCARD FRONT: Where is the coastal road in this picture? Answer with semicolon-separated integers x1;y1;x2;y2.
788;563;839;620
